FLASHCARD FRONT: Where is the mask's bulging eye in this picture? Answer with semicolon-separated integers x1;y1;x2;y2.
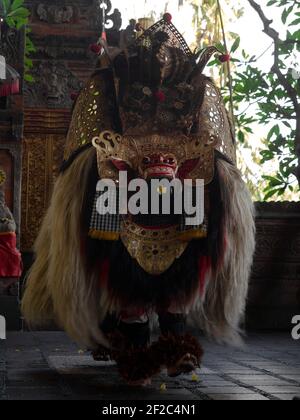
166;157;175;165
143;157;151;165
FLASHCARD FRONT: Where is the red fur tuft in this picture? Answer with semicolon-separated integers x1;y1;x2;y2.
198;255;212;297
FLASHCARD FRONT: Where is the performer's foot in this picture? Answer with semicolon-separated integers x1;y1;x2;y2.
92;345;111;362
167;352;199;377
128;378;152;387
151;333;203;379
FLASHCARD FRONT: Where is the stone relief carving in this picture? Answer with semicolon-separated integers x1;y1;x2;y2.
90;0;122;32
24;61;83;109
0;25;21;68
36;4;75;24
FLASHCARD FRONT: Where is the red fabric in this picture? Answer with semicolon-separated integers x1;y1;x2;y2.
0;79;20;97
0;233;22;277
99;258;110;289
120;308;146;320
198;255;211;298
178;158;200;179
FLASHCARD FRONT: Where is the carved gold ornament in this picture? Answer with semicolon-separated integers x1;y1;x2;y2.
64;75;113;161
0;169;6;186
120;220;189;275
92;131;217;185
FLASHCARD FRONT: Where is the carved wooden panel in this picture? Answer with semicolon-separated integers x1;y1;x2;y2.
246;203;300;330
21;133;66;251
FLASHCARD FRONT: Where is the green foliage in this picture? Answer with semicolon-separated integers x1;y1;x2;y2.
213;1;300;200
188;0;244;51
1;0;35;81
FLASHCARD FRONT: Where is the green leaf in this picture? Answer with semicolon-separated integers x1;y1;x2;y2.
16;17;28;29
7;7;30;18
264;188;281;200
215;42;226;54
5;16;15;27
238;131;245;143
231;36;241;54
267;125;280;140
24;73;35;82
290;18;300;26
2;0;11;16
281;5;293;24
11;0;24;11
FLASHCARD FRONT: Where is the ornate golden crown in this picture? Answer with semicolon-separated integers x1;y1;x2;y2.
64;15;236;178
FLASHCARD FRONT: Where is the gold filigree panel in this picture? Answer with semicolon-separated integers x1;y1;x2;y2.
199;80;236;164
64;74;113;160
121;220;189;276
21;135;65;251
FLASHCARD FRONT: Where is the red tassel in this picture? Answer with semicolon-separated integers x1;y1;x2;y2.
163;13;173;23
89;43;102;55
0;79;20;97
155;90;166;103
10;79;20;95
218;54;231;63
99;258;110;289
198;255;211;297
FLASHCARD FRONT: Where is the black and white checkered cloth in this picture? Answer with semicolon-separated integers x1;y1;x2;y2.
89;188;207;236
90;188;121;233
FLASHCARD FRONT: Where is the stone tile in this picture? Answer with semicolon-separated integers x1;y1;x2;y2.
208;393;269;401
48;355;116;373
199;366;216;375
2;332;300;400
229;375;293;386
199;380;237;387
280;375;300;383
198;386;254;394
274;394;300;401
254;385;300;394
6;386;66;400
6;369;59;387
263;367;300;375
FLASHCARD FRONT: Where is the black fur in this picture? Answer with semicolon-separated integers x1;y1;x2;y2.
78;153;225;310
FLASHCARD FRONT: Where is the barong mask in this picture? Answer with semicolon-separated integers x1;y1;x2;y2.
63;16;237;275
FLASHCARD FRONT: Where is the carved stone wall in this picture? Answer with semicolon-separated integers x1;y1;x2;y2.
23;0;115;110
0;24;24;330
21;0;106;251
246;202;300;330
0;24;24;233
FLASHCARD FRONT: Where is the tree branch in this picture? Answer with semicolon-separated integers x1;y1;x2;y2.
248;0;299;112
248;0;300;186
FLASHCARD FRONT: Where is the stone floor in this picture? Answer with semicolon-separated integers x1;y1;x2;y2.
0;332;300;400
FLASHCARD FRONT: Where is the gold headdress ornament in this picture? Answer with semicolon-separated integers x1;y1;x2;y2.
64;14;236;183
0;168;6;186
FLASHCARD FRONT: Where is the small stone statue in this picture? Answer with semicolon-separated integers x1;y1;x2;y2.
0;168;22;287
0;172;16;234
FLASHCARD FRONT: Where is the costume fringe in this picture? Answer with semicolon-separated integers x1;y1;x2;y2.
191;159;256;346
178;229;207;241
111;333;203;383
88;229;120;241
22;148;108;349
